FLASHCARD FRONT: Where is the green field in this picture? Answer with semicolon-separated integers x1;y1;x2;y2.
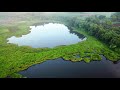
0;12;120;78
0;20;119;78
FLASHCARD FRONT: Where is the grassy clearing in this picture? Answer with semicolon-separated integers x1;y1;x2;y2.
0;21;120;78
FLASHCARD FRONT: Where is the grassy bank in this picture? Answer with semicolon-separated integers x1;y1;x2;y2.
0;21;120;78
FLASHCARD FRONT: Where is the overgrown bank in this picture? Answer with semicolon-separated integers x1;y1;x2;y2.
0;13;120;78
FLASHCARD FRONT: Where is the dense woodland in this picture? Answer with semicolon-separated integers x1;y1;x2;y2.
62;12;120;53
0;12;120;78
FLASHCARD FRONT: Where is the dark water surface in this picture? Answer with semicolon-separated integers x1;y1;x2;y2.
7;23;86;48
19;55;120;78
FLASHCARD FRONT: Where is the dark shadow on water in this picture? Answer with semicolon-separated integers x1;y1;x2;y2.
113;61;120;64
69;30;85;40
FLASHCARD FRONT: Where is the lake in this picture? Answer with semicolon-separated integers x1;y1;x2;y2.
19;55;120;78
7;23;86;48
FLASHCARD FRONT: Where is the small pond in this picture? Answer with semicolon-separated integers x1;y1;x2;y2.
7;23;86;48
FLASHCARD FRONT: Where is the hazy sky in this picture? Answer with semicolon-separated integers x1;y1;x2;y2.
85;12;114;16
43;12;114;17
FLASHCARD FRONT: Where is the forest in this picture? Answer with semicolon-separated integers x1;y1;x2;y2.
0;12;120;78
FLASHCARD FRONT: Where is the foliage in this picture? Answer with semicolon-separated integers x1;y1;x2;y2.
80;14;120;52
0;13;120;78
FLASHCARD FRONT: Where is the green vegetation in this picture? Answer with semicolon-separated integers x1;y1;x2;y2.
0;12;120;78
81;13;120;53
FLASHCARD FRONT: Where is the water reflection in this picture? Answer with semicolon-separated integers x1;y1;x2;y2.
7;23;86;48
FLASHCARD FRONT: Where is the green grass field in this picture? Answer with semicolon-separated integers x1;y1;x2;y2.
0;20;120;78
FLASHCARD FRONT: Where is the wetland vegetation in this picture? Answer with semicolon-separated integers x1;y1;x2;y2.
0;12;120;78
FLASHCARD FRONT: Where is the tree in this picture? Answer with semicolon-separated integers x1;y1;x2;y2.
98;15;106;20
111;12;120;22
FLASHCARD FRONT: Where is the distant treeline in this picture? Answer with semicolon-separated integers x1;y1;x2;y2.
61;12;120;53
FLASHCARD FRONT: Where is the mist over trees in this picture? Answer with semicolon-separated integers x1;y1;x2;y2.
60;12;120;53
0;12;119;50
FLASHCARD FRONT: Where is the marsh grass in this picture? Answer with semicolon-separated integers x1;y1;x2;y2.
0;21;120;78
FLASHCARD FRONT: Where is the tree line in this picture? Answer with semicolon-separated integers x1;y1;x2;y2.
63;12;120;53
